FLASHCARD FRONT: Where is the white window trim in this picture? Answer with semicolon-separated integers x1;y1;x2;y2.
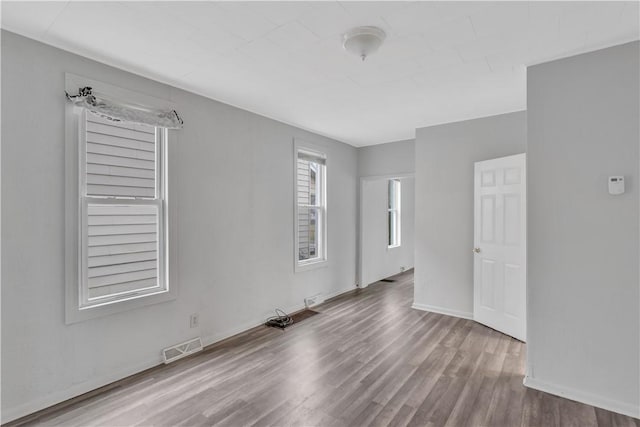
293;139;328;273
65;74;178;324
388;179;402;249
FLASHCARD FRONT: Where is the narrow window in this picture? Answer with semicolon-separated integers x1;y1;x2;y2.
79;111;168;308
296;147;327;269
388;179;401;248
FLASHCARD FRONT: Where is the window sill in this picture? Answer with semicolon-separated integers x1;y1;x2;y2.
66;287;177;324
295;259;328;273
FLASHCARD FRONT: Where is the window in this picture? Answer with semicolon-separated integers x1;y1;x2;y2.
79;110;168;308
295;145;327;270
388;179;401;248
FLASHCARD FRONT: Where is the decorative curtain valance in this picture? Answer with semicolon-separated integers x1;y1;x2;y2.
66;87;183;129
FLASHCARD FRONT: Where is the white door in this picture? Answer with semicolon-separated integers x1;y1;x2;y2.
473;153;526;341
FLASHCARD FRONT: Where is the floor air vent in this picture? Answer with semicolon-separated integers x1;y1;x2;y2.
162;337;203;364
264;309;319;330
291;309;319;323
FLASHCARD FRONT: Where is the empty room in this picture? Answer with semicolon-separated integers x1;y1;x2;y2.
1;1;639;426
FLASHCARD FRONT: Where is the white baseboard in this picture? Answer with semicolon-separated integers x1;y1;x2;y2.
201;286;355;347
1;357;161;424
1;285;357;424
361;265;416;289
523;376;639;420
323;286;357;301
200;301;306;350
411;302;473;320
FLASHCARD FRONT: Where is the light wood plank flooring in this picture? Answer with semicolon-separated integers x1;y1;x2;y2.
9;271;639;426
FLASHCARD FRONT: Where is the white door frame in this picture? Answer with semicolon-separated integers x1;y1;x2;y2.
358;173;414;288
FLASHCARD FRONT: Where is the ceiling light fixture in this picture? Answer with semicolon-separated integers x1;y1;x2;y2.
342;26;386;61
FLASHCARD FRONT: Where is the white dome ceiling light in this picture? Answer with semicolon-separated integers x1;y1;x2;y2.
342;26;386;61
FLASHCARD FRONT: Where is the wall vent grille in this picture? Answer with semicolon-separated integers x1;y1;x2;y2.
304;293;325;308
162;337;203;364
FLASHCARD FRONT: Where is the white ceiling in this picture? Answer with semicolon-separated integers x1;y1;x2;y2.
2;1;639;146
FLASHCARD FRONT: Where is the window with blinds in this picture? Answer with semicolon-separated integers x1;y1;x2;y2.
295;147;326;269
80;111;167;307
388;179;401;248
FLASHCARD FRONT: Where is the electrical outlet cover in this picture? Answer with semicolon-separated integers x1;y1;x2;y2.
190;313;199;328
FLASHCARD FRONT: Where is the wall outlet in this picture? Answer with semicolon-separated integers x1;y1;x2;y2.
190;313;199;328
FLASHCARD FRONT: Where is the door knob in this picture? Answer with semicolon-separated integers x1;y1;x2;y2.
473;248;481;253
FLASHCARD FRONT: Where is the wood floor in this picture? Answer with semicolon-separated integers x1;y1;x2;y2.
10;271;639;427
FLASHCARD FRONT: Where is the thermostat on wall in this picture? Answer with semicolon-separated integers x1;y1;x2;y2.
608;176;625;195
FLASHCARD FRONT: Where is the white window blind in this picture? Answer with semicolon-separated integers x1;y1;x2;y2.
296;148;326;267
80;111;167;307
86;204;159;299
85;113;157;198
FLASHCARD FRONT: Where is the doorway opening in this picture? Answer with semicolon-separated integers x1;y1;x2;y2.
359;174;415;288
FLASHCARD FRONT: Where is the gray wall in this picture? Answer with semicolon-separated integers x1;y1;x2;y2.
360;177;415;286
1;31;358;422
357;139;415;177
414;112;526;317
526;41;639;416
